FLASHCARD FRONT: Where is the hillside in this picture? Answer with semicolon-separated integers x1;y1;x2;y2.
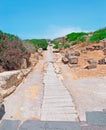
0;30;30;71
25;39;48;51
52;27;106;48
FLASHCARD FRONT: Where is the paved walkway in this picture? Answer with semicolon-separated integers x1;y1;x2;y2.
41;47;78;121
2;61;44;121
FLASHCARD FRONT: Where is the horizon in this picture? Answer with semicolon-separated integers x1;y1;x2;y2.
0;0;106;40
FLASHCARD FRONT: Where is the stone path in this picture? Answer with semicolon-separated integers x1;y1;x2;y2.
1;46;106;129
41;46;78;121
2;61;44;121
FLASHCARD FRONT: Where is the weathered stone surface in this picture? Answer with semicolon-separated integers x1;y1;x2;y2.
21;58;27;69
0;94;3;103
87;59;97;65
29;52;38;66
0;68;31;100
53;49;60;53
93;45;103;50
68;64;80;68
45;122;81;130
86;47;94;51
38;48;43;56
103;48;106;55
0;120;20;130
19;120;45;130
86;111;106;126
85;65;97;69
0;68;31;90
0;66;4;73
1;86;16;98
0;103;5;119
62;57;69;64
66;51;80;57
98;58;106;64
69;56;78;64
82;125;106;130
81;48;87;53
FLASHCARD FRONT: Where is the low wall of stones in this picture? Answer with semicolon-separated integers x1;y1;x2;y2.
0;68;32;102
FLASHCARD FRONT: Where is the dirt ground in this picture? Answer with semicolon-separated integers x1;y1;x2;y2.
54;42;106;80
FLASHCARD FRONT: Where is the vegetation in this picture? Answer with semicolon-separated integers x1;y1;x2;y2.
0;30;30;71
53;42;70;49
53;43;59;49
67;32;88;42
89;27;106;43
27;39;48;51
63;43;70;48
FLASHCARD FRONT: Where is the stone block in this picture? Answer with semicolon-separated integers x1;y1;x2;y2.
85;65;97;69
69;56;78;64
62;57;69;64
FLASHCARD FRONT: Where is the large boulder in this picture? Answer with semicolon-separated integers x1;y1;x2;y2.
69;56;78;64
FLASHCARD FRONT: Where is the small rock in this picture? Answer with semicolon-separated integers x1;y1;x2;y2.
69;56;78;64
93;45;103;50
38;48;43;56
53;49;60;53
85;65;97;69
98;58;106;64
86;47;94;51
103;48;106;55
62;57;69;64
87;59;97;65
21;58;27;69
68;64;80;68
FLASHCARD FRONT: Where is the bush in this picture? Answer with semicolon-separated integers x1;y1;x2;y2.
90;27;106;43
27;39;48;51
71;41;78;45
63;43;70;48
53;43;59;49
67;32;88;42
0;30;30;71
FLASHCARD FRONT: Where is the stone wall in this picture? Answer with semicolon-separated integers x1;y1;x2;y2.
0;68;31;102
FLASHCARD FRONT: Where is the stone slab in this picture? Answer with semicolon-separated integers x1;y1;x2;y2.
86;111;106;126
0;120;20;130
45;121;81;130
19;120;45;130
82;125;106;130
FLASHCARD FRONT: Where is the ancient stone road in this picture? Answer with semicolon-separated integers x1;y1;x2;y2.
41;46;78;121
0;46;106;129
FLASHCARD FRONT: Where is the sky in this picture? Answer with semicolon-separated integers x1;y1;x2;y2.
0;0;106;40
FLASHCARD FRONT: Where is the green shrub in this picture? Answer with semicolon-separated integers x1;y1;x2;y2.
0;39;4;43
28;39;48;51
63;43;70;48
67;32;88;42
6;34;15;41
79;36;86;42
90;27;106;43
71;41;78;45
53;43;59;49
